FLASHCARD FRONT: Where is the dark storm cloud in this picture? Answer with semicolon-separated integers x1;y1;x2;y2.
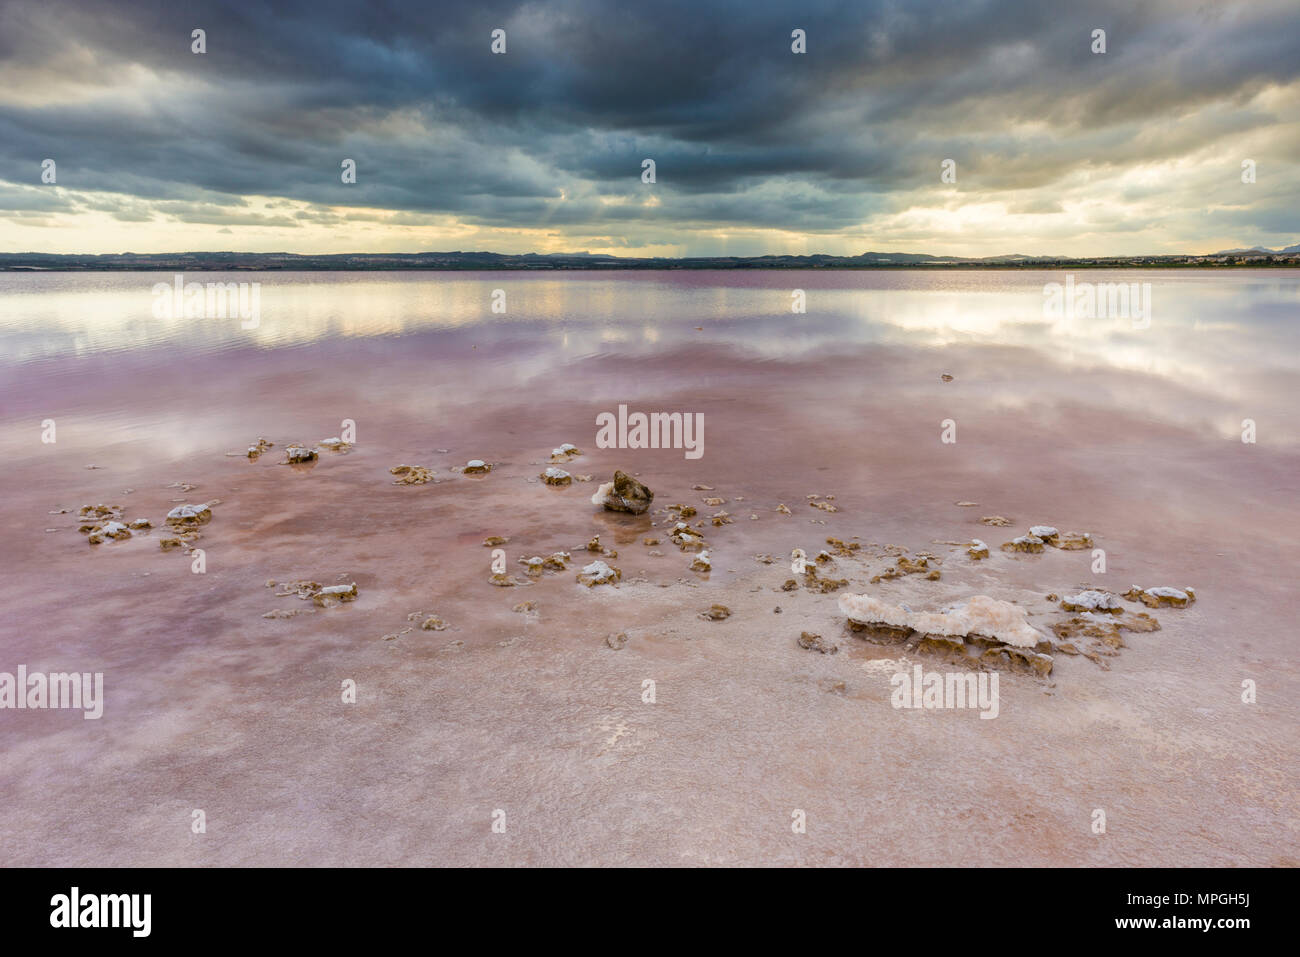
0;0;1296;245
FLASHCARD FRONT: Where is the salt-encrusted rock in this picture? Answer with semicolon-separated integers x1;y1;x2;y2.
690;550;712;572
521;556;546;576
775;504;791;515
591;470;654;514
1001;534;1044;553
668;522;706;552
980;516;1013;527
551;443;582;460
247;438;274;458
1061;590;1123;614
1056;531;1094;550
1029;525;1059;545
488;573;523;587
825;537;861;557
1124;585;1196;608
87;521;131;545
809;500;838;513
313;583;358;606
605;632;628;650
968;539;990;560
781;579;799;591
159;538;184;551
839;593;1045;649
710;511;733;526
540;467;572;486
464;460;492;474
577;560;621;587
803;566;850;593
128;518;152;530
166;503;213;527
285;445;317;463
703;497;725;507
78;503;121;522
701;604;731;621
483;536;509;546
390;464;434;485
871;555;933;583
798;631;837;654
512;600;537;613
420;616;448;631
319;437;352;452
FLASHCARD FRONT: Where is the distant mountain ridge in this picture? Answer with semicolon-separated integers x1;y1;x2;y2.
1213;243;1300;254
1;246;1297;271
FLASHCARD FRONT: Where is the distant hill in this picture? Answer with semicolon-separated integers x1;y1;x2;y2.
1213;243;1300;255
2;247;1298;271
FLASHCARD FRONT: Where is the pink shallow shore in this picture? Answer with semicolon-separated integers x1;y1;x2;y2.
0;271;1297;866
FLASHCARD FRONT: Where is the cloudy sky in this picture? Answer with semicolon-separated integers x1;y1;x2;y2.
1;0;1296;257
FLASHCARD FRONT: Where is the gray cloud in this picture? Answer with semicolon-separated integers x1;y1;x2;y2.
0;0;1296;251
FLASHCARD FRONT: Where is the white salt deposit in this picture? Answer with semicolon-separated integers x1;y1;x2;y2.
1029;525;1058;538
166;504;209;521
838;592;1044;648
580;560;618;584
1062;589;1122;612
590;481;615;505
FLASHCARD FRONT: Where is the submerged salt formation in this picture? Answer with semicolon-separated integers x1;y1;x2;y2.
273;580;358;606
871;555;940;583
798;631;838;654
1124;585;1196;608
166;503;214;527
668;522;706;551
1002;534;1044;553
577;560;621;586
550;443;582;461
1061;590;1122;613
87;521;131;545
839;592;1052;676
802;565;849;593
591;470;654;514
390;464;435;485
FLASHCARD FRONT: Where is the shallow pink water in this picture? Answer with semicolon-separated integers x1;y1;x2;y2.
1;270;1296;865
